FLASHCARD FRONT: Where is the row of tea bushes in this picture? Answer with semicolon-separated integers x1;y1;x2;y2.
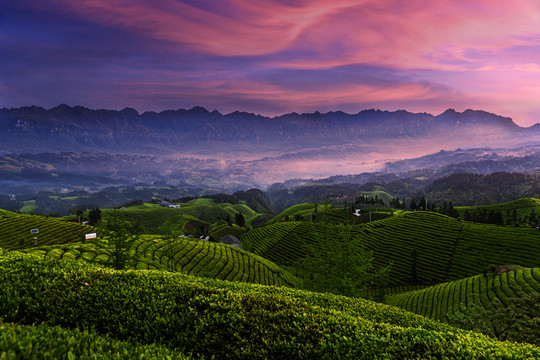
0;322;189;359
1;250;539;359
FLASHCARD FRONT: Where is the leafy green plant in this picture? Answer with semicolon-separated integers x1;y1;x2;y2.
1;250;539;359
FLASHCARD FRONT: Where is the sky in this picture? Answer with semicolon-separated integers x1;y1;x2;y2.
1;0;539;126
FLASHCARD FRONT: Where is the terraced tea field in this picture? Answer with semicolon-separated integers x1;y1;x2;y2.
241;211;540;285
1;250;539;359
386;267;540;320
0;209;101;250
20;235;298;287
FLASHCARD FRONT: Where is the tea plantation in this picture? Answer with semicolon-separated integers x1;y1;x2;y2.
386;267;540;320
19;235;298;287
0;209;101;250
2;199;540;358
241;211;540;285
1;250;540;359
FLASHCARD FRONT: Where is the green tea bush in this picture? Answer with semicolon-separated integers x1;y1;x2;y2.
0;322;189;359
1;250;539;359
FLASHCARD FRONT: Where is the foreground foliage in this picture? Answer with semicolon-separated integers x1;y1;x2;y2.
0;322;189;359
1;251;540;359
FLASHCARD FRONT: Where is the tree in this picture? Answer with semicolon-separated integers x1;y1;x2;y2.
88;208;101;226
158;218;182;272
76;209;83;223
409;198;417;210
102;209;138;270
235;212;245;227
529;209;538;227
418;197;427;211
295;222;391;299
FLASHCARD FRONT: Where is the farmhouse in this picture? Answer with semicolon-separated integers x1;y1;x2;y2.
160;200;181;208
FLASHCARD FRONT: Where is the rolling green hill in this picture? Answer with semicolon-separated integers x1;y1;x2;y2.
456;197;540;225
268;202;394;225
101;198;261;233
19;235;298;288
386;267;540;320
208;224;249;240
1;250;539;359
240;211;540;286
269;203;316;223
0;209;101;250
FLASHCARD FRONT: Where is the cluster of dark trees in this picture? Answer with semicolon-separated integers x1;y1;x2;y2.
408;196;437;211
437;201;459;218
463;209;504;225
215;212;246;227
389;197;406;209
463;208;538;227
354;195;385;207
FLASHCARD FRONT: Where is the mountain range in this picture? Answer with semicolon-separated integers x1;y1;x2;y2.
1;105;539;193
2;105;538;155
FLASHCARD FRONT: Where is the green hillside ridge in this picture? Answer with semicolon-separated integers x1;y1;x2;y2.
240;211;540;286
102;199;261;233
387;267;540;320
208;224;249;240
1;250;539;359
18;234;298;288
455;197;540;225
269;202;316;223
269;202;399;227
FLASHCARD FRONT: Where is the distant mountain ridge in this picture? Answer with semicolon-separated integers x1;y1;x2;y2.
1;105;537;154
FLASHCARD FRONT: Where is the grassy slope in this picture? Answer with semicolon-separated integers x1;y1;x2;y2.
240;211;540;285
1;250;539;359
386;267;540;320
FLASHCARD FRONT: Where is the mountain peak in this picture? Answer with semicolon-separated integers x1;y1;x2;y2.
120;107;139;117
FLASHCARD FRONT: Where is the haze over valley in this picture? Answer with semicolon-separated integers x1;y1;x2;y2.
1;105;538;195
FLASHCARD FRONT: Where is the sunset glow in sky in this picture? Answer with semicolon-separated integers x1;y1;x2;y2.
2;0;539;126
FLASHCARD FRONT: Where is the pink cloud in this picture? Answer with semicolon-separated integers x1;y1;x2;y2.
21;0;367;56
8;0;540;126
